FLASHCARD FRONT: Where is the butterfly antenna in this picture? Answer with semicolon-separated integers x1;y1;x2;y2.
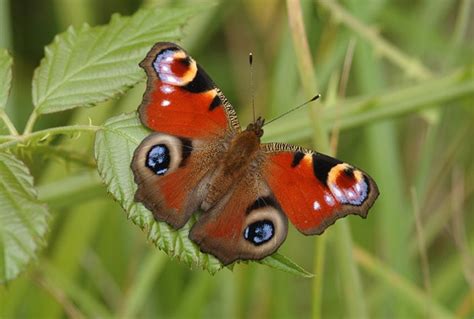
249;52;256;123
264;94;321;126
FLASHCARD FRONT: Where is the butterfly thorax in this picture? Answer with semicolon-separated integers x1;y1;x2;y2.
202;124;263;210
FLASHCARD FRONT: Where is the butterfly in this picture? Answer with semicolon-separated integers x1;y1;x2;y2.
131;42;379;265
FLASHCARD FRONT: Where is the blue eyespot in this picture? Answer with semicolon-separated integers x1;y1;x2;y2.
146;144;170;175
244;220;274;246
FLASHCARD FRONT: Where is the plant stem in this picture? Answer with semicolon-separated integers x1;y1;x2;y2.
452;0;471;50
354;246;455;319
312;236;326;319
287;1;368;318
263;67;474;143
0;109;19;135
32;273;85;319
37;172;104;207
23;109;38;135
38;259;112;318
446;0;472;68
286;0;328;151
0;0;11;49
286;1;331;318
119;252;166;319
0;124;101;150
318;0;432;79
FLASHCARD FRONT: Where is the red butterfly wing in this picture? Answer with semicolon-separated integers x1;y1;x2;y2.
138;42;240;138
132;42;379;265
189;174;288;265
132;43;240;229
262;143;379;235
132;133;219;228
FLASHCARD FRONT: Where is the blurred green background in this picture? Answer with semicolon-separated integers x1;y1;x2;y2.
1;0;473;318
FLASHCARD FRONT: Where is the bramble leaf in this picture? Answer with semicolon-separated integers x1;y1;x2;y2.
94;113;313;276
0;152;50;283
32;6;205;114
0;49;12;110
0;49;13;135
94;113;222;273
260;253;314;277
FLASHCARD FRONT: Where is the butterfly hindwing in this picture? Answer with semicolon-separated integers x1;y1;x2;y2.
189;173;288;265
132;133;223;228
262;143;379;235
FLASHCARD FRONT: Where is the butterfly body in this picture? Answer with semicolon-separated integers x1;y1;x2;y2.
202;120;264;208
132;42;379;265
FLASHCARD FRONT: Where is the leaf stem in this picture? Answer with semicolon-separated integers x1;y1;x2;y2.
0;109;19;135
23;109;38;135
0;124;101;150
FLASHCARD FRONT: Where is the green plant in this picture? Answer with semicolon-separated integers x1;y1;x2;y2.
0;4;312;284
1;1;472;318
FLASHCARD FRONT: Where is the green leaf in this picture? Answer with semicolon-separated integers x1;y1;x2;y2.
0;124;9;136
259;253;314;277
0;49;13;135
94;113;222;274
94;113;312;276
0;49;12;110
0;152;50;284
32;5;205;114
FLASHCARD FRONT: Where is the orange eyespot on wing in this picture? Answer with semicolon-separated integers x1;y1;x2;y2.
138;42;240;139
262;143;379;235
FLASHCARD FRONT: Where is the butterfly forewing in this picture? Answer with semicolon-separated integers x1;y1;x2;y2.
261;143;379;235
138;42;240;138
132;43;239;229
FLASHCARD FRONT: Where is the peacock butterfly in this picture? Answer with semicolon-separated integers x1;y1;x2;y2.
131;42;379;265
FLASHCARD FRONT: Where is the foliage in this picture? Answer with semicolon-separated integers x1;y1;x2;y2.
0;152;49;283
0;2;309;284
0;0;473;318
94;113;223;273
